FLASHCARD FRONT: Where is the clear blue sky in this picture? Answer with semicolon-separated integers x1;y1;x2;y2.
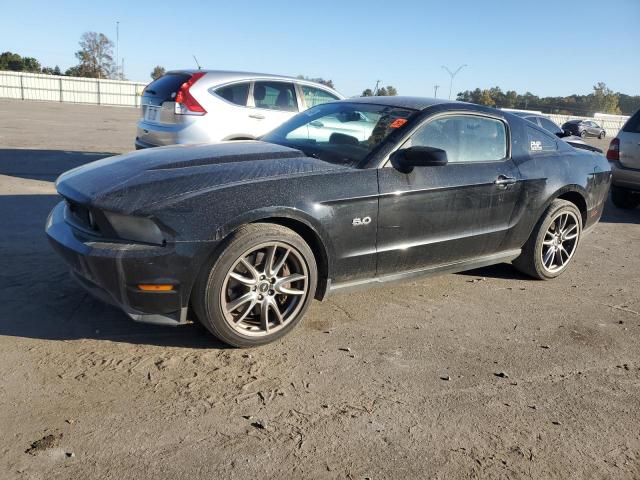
1;0;638;97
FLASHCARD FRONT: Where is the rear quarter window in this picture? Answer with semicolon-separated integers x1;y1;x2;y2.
527;126;557;153
213;83;250;106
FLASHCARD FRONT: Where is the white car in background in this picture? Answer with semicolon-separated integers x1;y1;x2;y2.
136;70;344;149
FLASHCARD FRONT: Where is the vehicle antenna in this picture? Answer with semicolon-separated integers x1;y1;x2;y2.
193;55;202;70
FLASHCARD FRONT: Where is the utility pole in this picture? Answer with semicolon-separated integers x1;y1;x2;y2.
433;85;440;98
442;64;467;100
116;21;120;79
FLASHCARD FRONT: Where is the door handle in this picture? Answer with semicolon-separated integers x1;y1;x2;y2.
249;114;265;120
494;175;517;187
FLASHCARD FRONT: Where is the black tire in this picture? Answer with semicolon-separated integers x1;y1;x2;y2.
598;131;606;139
611;186;640;209
513;199;582;280
580;130;587;138
192;223;317;347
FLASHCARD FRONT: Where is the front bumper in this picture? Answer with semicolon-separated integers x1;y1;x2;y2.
610;160;640;192
46;201;208;326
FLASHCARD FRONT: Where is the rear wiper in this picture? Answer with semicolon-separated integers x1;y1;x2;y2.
145;89;157;95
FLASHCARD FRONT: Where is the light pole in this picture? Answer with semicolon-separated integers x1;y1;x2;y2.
433;84;440;98
373;80;380;96
441;64;467;100
116;21;120;79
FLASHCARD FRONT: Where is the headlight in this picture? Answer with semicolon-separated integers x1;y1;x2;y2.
103;211;165;245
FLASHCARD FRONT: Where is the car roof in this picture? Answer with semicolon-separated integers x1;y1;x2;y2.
166;69;340;91
334;96;455;110
509;111;536;119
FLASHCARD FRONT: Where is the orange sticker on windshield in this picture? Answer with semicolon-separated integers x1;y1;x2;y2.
389;118;407;129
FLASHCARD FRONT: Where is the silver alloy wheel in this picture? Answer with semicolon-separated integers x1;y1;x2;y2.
541;211;580;273
220;241;309;337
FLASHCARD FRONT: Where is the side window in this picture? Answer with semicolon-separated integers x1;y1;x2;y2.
253;81;298;112
301;85;339;108
539;117;562;135
213;82;249;106
527;126;557;153
410;115;507;163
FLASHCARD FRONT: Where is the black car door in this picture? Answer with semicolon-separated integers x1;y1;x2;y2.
376;113;523;276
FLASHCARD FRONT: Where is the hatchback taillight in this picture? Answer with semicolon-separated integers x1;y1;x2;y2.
606;138;620;161
174;72;206;115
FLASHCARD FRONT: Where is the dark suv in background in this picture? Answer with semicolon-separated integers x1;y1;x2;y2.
562;119;606;139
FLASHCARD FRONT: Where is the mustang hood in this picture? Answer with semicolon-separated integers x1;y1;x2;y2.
56;141;344;213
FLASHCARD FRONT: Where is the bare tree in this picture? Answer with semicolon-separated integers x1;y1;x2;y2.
67;32;115;78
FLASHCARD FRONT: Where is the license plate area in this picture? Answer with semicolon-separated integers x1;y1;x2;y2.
145;106;161;122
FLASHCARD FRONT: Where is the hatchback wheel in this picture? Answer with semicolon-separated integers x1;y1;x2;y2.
513;199;582;280
193;223;317;347
598;131;605;139
580;130;587;138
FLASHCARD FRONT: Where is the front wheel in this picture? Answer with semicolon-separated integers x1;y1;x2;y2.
598;131;606;139
611;186;640;209
513;199;582;280
192;224;317;347
580;130;587;138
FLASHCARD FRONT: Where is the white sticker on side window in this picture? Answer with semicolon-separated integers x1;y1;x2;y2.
530;140;543;151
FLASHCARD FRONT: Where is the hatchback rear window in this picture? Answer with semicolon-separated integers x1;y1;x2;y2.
623;110;640;133
143;73;190;101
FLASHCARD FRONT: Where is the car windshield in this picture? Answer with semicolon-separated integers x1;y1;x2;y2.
262;102;416;165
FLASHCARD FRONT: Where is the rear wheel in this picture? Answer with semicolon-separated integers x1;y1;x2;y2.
611;186;640;209
193;224;317;347
513;199;582;280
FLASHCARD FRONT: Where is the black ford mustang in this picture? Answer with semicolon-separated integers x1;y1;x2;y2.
47;97;611;347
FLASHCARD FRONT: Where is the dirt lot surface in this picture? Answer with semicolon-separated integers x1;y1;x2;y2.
1;100;639;479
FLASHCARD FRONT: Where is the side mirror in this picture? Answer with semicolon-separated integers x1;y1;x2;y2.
556;130;572;138
391;146;448;173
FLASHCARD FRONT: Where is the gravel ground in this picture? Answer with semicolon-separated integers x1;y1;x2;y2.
1;100;639;479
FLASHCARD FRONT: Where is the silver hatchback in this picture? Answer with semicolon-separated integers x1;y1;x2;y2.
607;108;640;209
135;70;344;149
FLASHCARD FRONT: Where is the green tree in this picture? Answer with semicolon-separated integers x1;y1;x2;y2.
478;89;495;107
67;32;115;78
151;65;166;80
504;90;518;108
361;88;373;97
386;85;398;96
589;82;621;114
42;65;62;75
0;51;41;72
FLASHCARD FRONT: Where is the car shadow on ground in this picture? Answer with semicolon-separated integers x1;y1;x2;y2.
0;148;117;182
599;198;640;224
0;148;229;350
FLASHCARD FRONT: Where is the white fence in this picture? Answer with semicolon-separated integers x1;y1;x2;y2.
0;70;147;107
